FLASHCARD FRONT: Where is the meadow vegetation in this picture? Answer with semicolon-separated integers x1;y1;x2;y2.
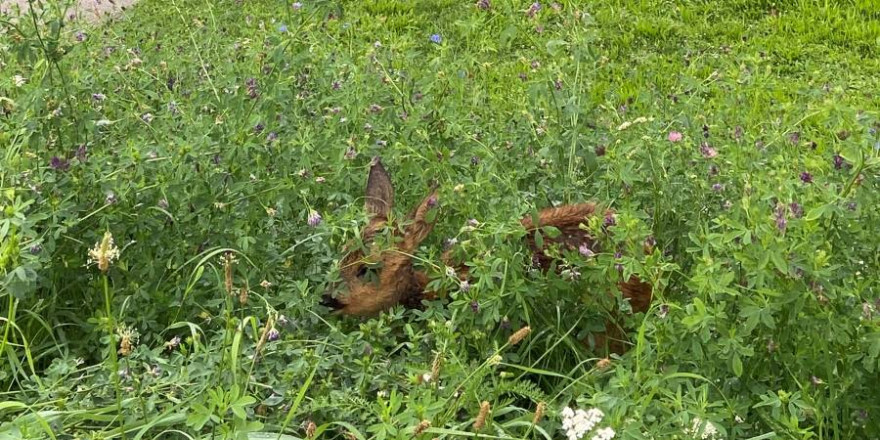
2;0;880;438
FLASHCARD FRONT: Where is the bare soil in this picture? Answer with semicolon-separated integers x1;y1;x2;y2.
1;0;139;24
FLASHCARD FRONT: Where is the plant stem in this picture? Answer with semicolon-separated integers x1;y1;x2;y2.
104;274;126;439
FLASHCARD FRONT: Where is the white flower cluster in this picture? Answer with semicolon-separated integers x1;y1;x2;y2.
561;407;615;440
686;417;720;439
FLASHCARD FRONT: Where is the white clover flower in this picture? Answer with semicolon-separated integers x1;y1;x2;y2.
686;417;719;440
592;427;615;440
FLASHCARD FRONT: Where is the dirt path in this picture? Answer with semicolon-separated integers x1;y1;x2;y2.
1;0;139;24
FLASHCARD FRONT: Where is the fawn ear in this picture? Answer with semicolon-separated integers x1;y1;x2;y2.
401;188;439;252
365;157;394;219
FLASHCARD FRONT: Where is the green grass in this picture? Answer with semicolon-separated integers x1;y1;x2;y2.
2;0;880;438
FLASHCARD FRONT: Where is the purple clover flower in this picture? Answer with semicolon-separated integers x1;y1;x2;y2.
833;153;845;170
50;156;70;171
614;251;624;273
578;243;594;257
603;213;617;228
75;145;87;162
774;204;787;232
526;2;541;18
267;328;280;342
700;142;718;158
307;210;322;227
246;78;259;99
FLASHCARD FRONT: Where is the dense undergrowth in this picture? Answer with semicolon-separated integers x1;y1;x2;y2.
2;0;880;438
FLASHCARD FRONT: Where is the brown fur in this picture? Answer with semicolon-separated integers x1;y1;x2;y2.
323;158;654;354
520;204;654;353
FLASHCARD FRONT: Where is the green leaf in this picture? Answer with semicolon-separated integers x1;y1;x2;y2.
805;203;833;221
868;332;880;359
186;404;212;430
542;226;561;239
769;251;788;274
732;353;743;377
0;401;27;412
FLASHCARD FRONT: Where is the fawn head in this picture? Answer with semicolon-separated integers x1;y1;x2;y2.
321;158;438;316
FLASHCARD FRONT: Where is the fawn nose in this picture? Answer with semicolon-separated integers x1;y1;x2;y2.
320;290;344;311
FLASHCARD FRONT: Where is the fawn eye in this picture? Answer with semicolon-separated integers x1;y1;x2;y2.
356;265;369;278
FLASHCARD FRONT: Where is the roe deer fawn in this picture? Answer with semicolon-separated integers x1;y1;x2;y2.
321;157;653;353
